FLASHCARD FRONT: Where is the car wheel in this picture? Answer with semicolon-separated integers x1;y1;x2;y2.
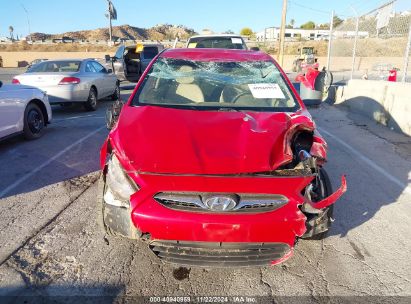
84;87;98;111
111;82;120;101
302;168;334;240
23;103;45;140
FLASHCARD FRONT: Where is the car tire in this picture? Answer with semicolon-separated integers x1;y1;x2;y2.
84;87;98;111
23;103;46;140
303;168;334;240
111;82;120;101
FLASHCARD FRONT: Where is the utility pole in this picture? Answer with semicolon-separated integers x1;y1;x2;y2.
106;0;117;45
326;10;335;71
402;21;411;82
278;0;288;67
350;6;359;80
107;0;113;45
21;4;31;41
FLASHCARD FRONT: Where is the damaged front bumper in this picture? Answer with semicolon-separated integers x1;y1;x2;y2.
101;171;346;266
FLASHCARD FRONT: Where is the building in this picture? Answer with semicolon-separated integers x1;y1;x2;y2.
256;27;369;42
256;28;330;42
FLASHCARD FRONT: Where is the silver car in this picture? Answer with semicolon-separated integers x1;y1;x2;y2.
0;80;52;140
13;59;119;111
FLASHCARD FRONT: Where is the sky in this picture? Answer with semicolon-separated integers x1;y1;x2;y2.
0;0;409;38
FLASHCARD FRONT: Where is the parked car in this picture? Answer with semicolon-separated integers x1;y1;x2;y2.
186;34;251;50
105;44;164;82
99;48;346;267
12;59;119;111
0;80;52;140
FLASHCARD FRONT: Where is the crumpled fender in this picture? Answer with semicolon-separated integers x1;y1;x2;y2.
307;175;347;209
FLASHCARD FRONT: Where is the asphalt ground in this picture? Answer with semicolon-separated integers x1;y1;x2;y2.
0;68;410;302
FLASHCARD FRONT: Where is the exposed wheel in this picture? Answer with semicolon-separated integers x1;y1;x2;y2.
302;168;334;240
23;103;45;140
111;82;120;101
84;87;98;111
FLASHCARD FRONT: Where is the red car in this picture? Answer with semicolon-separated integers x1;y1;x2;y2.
98;48;347;267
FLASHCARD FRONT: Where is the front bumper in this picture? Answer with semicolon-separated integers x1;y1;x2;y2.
102;172;346;266
129;173;313;245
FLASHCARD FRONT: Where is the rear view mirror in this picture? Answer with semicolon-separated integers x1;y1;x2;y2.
250;47;260;51
105;54;111;62
106;99;124;130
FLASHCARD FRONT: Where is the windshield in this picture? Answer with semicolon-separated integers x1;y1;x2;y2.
188;37;246;50
302;48;314;55
132;58;299;111
27;61;81;73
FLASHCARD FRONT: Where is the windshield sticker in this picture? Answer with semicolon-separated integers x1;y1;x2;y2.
188;42;197;48
231;38;243;44
248;83;286;99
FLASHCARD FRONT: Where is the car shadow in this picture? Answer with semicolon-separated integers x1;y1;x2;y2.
0;284;125;303
0;101;113;199
322;96;411;238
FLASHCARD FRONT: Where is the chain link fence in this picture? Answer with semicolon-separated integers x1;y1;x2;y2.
329;0;411;82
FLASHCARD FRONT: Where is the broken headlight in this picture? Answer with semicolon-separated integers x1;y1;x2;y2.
104;154;138;208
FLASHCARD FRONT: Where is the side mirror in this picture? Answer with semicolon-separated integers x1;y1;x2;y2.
107;68;113;74
0;81;2;88
250;47;260;51
106;99;124;130
105;54;111;62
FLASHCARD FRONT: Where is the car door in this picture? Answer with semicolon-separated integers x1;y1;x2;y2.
113;45;126;81
91;61;115;98
141;46;160;72
84;61;106;97
0;84;26;138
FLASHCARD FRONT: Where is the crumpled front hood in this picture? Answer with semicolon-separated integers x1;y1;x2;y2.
110;105;314;175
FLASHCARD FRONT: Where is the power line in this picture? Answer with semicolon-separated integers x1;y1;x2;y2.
288;0;331;15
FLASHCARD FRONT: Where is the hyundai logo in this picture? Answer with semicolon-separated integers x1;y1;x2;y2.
204;196;237;212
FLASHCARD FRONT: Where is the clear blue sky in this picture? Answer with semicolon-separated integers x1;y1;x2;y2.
0;0;408;37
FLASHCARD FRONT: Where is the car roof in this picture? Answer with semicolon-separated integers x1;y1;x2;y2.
41;59;86;62
125;44;163;49
160;48;273;62
189;34;244;39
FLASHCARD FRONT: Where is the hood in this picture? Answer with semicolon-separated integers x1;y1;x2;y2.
110;106;314;175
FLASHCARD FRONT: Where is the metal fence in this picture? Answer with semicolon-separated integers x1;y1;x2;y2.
328;0;411;82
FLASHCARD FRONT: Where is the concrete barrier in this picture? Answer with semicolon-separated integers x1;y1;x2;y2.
335;79;411;136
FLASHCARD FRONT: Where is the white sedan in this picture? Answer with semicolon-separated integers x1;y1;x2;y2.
0;80;52;140
13;59;119;111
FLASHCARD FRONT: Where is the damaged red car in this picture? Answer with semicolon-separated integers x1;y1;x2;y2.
98;48;346;267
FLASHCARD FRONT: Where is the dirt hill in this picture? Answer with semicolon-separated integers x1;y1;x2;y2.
30;24;196;41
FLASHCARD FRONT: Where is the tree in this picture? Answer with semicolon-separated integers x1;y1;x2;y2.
9;26;14;40
240;27;253;36
223;30;235;34
300;21;315;30
333;15;344;28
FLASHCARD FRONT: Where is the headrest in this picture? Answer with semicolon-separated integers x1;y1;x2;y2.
176;65;195;84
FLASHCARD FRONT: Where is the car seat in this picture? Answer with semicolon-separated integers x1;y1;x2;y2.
175;66;204;103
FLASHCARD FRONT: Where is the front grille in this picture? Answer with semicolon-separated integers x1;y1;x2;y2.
154;193;288;213
150;241;290;267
